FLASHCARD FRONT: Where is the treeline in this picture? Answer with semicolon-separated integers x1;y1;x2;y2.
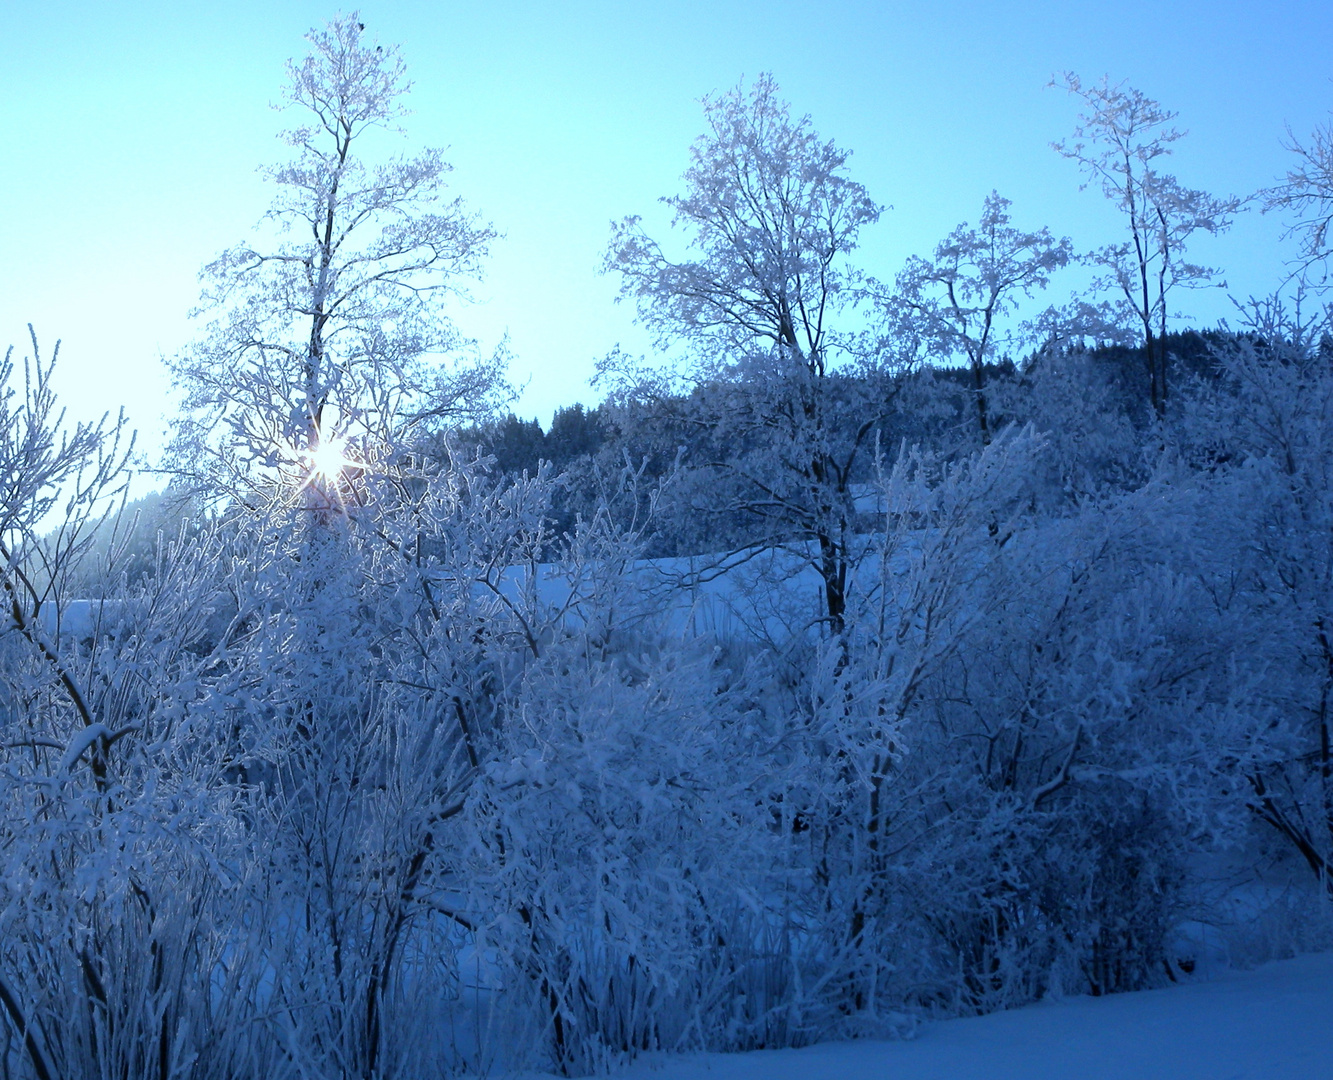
458;329;1236;554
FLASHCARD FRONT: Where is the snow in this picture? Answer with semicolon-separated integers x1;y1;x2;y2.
606;952;1333;1080
484;539;920;645
37;598;123;640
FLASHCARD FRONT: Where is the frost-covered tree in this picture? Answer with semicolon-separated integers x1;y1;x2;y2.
1177;298;1333;892
1053;73;1239;415
892;191;1071;441
0;328;130;757
1263;111;1333;285
605;74;889;633
170;13;504;508
0;332;259;1080
607;72;879;366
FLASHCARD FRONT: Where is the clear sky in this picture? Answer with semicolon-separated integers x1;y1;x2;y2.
4;1;1331;473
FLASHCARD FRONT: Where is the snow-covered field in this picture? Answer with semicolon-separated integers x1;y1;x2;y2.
594;951;1333;1080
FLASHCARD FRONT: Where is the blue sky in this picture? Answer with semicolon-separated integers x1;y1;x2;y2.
4;1;1331;471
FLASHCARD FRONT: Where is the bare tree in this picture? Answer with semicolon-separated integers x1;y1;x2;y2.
1263;115;1333;286
892;191;1071;442
1053;73;1239;416
0;328;131;731
607;73;879;371
171;13;505;509
604;74;888;634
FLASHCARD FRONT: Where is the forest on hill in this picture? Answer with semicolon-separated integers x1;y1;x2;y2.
4;12;1333;1080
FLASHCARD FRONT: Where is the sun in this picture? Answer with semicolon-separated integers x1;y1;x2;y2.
305;435;352;485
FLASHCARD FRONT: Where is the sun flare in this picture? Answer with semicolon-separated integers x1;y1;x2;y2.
306;436;351;484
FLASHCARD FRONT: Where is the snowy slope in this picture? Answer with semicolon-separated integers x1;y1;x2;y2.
604;951;1333;1080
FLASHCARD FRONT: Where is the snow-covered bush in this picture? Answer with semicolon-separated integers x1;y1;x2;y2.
1174;299;1333;892
0;333;273;1079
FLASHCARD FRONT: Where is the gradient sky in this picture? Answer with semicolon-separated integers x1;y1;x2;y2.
4;1;1331;474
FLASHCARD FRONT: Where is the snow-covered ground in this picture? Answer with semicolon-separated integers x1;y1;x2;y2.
597;951;1333;1080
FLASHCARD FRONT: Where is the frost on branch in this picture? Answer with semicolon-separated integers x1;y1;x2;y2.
170;13;506;511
